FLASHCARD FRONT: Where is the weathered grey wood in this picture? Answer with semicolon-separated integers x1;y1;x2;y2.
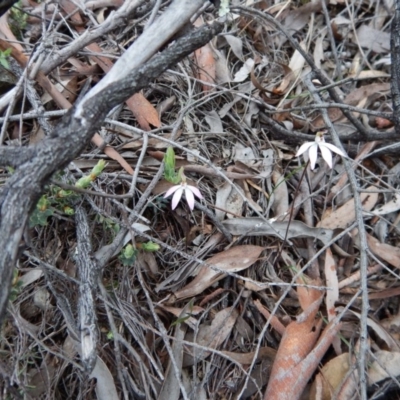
74;206;99;374
391;0;400;134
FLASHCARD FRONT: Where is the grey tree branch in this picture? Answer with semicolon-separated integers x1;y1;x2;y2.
74;206;99;374
0;146;34;167
0;17;223;325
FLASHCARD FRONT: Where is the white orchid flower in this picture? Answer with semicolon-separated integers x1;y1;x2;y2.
164;180;203;210
296;131;345;170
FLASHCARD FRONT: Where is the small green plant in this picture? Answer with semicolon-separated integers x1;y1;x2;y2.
95;215;120;238
75;159;106;189
163;147;181;184
106;331;114;340
9;2;28;39
29;160;107;227
29;195;54;227
119;244;137;266
9;269;23;302
119;241;160;266
0;48;12;69
137;241;160;252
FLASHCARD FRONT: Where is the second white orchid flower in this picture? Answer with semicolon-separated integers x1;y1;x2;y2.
296;131;345;170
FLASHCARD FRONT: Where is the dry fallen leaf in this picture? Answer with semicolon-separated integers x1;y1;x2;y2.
368;351;400;386
183;307;238;366
224;34;244;61
126;93;161;131
324;248;339;321
370;193;400;216
311;83;390;130
271;170;289;220
215;181;235;221
346;307;400;351
223;218;334;245
366;233;400;270
222;346;276;364
254;299;286;335
309;353;351;400
273;41;306;95
158;304;204;330
174;246;264;299
233;58;255;82
343;83;391;106
193;17;216;92
354;25;390;54
317;187;379;229
283;0;322;33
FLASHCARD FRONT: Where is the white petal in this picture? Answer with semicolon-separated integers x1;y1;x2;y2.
188;185;203;199
319;144;333;168
171;188;183;209
321;142;345;156
184;187;195;210
308;144;318;170
164;185;181;198
295;142;314;157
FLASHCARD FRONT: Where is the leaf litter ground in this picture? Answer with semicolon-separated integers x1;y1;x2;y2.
1;0;400;399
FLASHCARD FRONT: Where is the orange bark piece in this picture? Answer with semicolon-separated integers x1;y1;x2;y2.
265;317;322;399
194;43;216;92
264;314;342;400
193;17;216;92
254;299;286;336
297;277;324;312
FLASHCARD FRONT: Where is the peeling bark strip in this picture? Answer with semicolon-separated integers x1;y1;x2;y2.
74;206;99;373
0;3;223;326
391;1;400;134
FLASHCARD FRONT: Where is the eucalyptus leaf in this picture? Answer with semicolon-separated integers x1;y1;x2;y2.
222;218;334;245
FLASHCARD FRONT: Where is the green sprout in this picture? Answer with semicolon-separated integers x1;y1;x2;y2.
29;160;107;227
106;331;114;340
29;195;54;227
119;241;160;266
137;241;160;252
119;244;138;266
0;48;12;69
163;147;181;184
76;159;106;189
9;269;23;302
9;2;28;39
